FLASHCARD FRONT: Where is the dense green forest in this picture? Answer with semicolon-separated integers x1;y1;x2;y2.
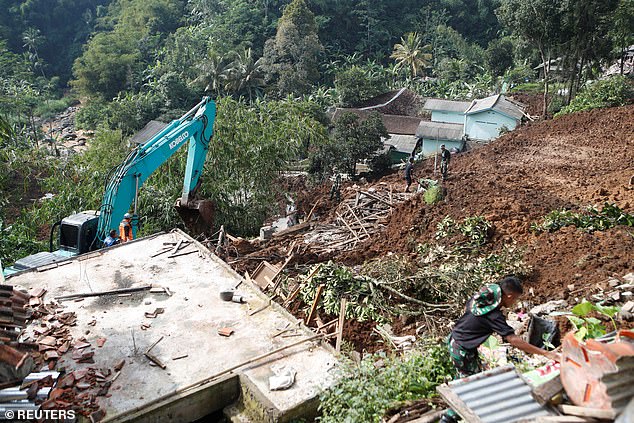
1;0;633;265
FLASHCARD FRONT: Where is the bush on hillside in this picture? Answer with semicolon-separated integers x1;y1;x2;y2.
319;347;454;423
555;76;633;116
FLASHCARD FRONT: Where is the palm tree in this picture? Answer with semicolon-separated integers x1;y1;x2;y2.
224;48;265;101
390;32;432;78
194;50;231;96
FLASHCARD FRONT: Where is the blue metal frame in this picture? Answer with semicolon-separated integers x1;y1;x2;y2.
97;97;216;241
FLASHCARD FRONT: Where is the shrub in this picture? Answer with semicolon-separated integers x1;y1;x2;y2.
369;153;392;177
34;96;78;119
555;76;633;116
319;346;454;423
334;66;388;107
530;203;634;233
423;185;442;204
75;99;111;130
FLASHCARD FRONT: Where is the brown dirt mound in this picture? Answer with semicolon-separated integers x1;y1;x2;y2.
342;105;634;302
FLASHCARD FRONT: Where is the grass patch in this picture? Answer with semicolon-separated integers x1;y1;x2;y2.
34;97;78;119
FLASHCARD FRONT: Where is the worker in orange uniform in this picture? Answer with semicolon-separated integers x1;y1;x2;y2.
119;213;134;243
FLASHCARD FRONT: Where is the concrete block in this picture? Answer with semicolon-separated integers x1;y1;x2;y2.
260;226;274;241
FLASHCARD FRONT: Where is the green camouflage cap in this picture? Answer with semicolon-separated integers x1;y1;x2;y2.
470;283;502;316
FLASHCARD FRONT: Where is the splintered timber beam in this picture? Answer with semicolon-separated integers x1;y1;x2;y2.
305;284;324;326
335;298;347;353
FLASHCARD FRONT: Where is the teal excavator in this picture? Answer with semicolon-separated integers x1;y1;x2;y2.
4;97;216;276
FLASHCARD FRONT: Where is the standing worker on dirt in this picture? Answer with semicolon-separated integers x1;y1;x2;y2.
440;144;450;180
404;157;415;192
119;213;134;243
439;276;561;423
330;169;341;203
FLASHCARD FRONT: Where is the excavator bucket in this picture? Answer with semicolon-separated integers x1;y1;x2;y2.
174;199;214;235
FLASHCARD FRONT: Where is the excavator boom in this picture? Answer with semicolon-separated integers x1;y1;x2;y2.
97;97;216;241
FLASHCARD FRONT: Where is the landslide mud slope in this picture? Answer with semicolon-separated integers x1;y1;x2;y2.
345;105;634;301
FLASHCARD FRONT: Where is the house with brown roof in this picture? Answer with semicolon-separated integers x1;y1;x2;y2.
331;108;424;163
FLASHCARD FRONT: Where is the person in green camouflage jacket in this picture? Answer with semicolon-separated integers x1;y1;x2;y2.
439;277;561;423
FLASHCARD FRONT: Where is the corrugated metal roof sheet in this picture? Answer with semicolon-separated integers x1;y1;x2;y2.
424;99;471;113
415;121;463;141
0;371;60;412
383;134;418;154
129;120;168;145
440;365;553;423
465;95;526;120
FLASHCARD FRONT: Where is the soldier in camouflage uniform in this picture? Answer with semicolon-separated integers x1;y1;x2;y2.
440;277;561;423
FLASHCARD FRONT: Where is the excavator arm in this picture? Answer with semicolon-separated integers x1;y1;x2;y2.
97;97;216;241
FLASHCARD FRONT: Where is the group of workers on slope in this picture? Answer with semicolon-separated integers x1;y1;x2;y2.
102;212;134;247
404;144;451;192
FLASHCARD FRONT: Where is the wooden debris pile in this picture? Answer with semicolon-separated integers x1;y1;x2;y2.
305;188;413;253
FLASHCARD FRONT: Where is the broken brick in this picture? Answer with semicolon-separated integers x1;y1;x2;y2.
28;287;46;298
74;341;91;349
96;338;106;348
39;336;57;346
44;350;59;360
218;327;234;337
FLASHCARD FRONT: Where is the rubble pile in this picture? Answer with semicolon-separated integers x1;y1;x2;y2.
40;105;92;156
305;187;414;253
0;286;115;422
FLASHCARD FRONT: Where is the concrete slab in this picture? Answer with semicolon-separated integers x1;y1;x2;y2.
8;230;339;422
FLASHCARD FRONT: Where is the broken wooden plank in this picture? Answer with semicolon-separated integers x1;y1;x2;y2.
172;354;188;361
345;202;371;238
248;302;270;316
436;384;483;423
170;240;184;256
558;405;616;420
146;336;164;354
272;221;311;238
306;197;322;221
532;377;564;405
336;212;361;243
150;247;172;258
359;190;393;207
305;284;324;326
335;298;347;353
144;352;166;369
167;249;197;259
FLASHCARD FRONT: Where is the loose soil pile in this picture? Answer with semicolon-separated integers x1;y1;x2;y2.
224;105;634;350
344;105;634;302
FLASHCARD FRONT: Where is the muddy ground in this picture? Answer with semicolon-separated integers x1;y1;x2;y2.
224;105;634;349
